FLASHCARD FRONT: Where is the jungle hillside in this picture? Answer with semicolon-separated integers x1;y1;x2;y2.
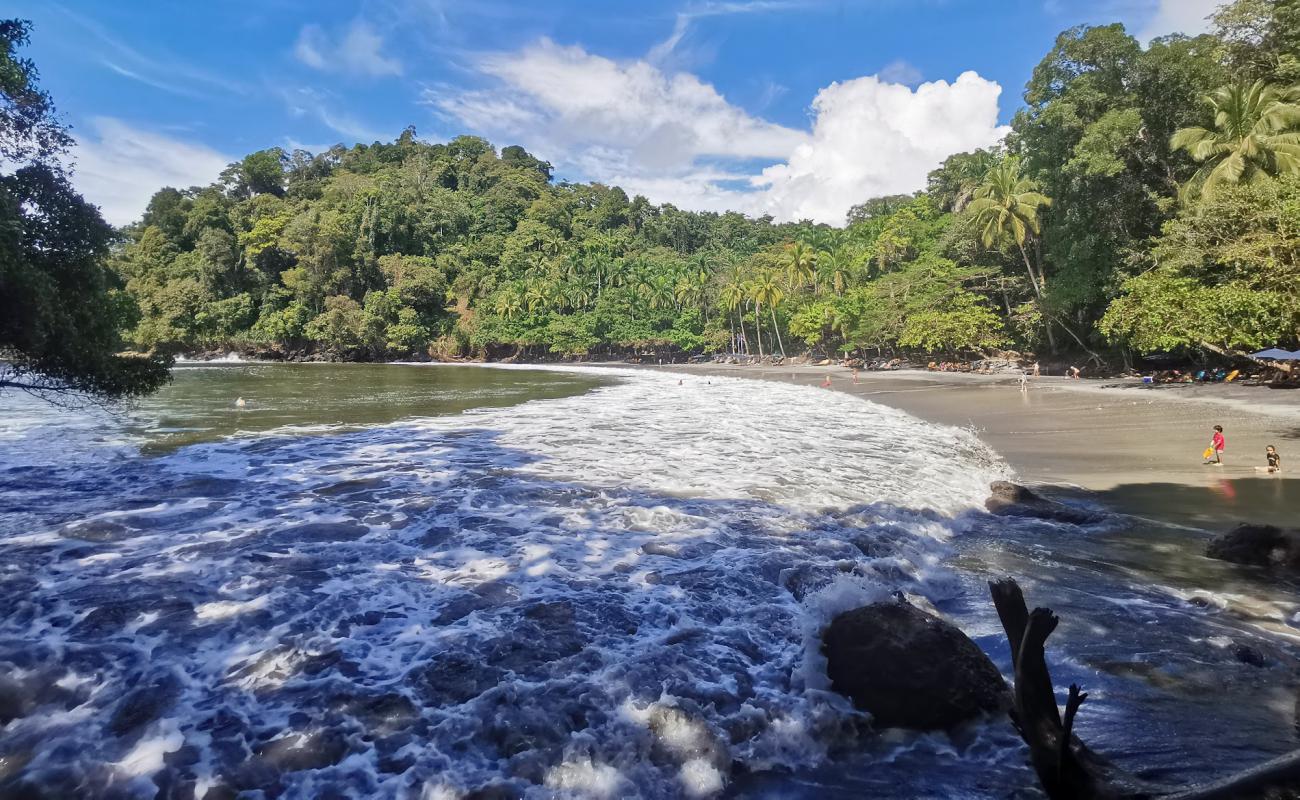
112;1;1300;366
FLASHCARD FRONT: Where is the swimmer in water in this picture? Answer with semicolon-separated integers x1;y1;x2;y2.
235;397;247;409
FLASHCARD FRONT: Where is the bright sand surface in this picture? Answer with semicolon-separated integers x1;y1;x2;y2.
646;363;1300;530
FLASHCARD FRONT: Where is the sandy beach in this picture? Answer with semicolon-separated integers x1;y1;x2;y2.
653;363;1300;530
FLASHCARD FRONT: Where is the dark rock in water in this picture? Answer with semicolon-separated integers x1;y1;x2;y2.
1206;523;1300;571
1234;644;1268;668
821;600;1009;731
985;481;1104;525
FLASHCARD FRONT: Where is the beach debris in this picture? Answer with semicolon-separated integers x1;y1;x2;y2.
1206;523;1300;572
821;599;1009;731
984;481;1106;526
989;578;1300;800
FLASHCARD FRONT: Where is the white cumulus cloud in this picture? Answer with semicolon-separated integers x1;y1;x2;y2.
432;38;804;172
433;39;1009;225
755;72;1011;223
294;20;402;77
69;117;231;226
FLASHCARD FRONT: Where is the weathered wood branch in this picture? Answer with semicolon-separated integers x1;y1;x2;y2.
988;578;1300;800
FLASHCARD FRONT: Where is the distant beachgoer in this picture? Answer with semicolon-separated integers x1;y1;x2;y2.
1068;366;1081;379
1264;445;1282;473
1032;362;1040;377
852;369;860;385
1018;372;1028;392
1204;425;1225;465
235;397;246;408
821;374;832;388
678;379;683;386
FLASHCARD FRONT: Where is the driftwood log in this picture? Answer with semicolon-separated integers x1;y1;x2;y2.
989;578;1300;800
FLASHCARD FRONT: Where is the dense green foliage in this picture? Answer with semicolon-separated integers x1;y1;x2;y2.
105;0;1300;363
0;19;169;400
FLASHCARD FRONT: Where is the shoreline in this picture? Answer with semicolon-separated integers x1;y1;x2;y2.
642;362;1300;530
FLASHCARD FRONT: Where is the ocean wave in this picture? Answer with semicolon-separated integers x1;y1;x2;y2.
0;367;1010;798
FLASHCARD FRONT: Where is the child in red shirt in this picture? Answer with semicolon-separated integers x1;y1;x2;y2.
1205;425;1225;465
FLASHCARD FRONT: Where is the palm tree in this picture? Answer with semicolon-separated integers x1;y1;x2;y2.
674;276;703;310
816;247;851;296
493;287;523;320
750;269;787;359
785;241;816;293
719;275;747;354
524;281;550;313
967;159;1052;300
1172;80;1300;200
647;274;676;311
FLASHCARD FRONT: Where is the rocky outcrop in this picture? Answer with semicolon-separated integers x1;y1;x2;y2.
1206;523;1300;571
985;481;1105;525
821;600;1009;731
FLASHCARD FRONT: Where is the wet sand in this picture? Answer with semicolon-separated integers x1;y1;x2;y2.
648;363;1300;529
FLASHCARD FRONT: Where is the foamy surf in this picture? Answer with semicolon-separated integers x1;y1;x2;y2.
0;366;1010;798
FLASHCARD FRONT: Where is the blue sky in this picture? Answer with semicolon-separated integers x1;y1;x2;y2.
12;0;1220;225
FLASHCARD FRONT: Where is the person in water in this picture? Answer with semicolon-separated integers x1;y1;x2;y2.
1204;425;1225;465
1265;445;1282;473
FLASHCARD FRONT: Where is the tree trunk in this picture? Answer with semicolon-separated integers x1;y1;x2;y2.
1016;241;1045;299
738;310;749;355
754;301;764;358
771;305;786;359
989;578;1300;800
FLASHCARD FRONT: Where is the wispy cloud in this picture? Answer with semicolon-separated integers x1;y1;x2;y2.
649;0;808;63
100;61;205;99
49;2;247;97
281;86;389;143
294;19;403;77
69;118;231;225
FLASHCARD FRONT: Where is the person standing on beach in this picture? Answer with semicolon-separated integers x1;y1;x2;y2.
1204;425;1226;465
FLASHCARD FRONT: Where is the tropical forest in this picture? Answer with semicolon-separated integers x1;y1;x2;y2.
78;1;1300;368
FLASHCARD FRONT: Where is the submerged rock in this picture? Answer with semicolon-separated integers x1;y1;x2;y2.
985;481;1104;525
821;600;1008;731
1206;523;1300;571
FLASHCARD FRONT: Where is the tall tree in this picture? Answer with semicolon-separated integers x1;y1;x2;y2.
0;19;169;401
1171;79;1300;199
750;269;787;359
967;159;1052;299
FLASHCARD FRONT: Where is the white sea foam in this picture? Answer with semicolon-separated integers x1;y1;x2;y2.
0;366;1010;798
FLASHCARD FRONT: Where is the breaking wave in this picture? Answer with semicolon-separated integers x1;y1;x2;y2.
0;366;1009;798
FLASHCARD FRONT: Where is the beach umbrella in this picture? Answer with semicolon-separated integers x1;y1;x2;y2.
1251;347;1299;360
